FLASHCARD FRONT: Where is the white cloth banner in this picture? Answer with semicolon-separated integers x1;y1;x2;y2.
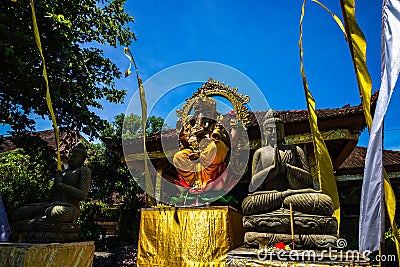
359;0;400;253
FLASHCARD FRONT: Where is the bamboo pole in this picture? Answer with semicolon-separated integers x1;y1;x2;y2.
290;203;295;250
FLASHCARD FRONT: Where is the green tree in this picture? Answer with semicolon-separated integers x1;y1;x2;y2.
0;0;135;138
146;116;164;135
85;141;145;243
85;114;165;242
91;113;166;200
102;113;166;139
0;148;52;215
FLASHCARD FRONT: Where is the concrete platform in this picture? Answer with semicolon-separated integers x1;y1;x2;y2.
0;241;95;267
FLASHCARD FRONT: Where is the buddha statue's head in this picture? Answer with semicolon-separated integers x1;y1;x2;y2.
263;109;285;145
68;142;87;167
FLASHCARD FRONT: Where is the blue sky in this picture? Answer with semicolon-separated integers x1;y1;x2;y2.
6;0;400;150
116;0;399;151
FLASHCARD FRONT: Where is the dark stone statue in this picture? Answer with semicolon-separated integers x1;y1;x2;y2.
242;110;338;249
11;142;91;242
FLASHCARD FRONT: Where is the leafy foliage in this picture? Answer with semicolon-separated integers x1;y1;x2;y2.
385;226;400;248
101;113;166;139
0;112;164;245
0;148;52;215
0;0;135;138
146;116;164;135
86;141;137;202
78;201;107;242
84;114;165;242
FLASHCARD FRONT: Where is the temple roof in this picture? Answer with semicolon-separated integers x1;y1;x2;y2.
0;129;83;159
112;91;377;150
336;146;400;176
107;90;377;165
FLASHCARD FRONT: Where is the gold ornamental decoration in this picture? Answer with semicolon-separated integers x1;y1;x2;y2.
176;78;251;129
175;78;251;176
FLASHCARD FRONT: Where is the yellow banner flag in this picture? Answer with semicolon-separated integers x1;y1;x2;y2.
299;0;340;227
30;0;61;170
312;0;347;40
124;48;156;206
339;0;373;131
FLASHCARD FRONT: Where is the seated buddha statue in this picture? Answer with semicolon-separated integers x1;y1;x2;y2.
242;110;338;249
12;142;91;229
173;96;230;192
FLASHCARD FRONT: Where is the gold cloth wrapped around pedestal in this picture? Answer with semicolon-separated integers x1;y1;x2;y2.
0;241;94;267
137;206;244;267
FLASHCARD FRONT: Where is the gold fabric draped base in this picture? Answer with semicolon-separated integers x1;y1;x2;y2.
137;206;244;267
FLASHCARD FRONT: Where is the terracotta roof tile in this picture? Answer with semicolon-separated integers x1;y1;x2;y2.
0;139;16;152
0;129;84;158
337;146;400;174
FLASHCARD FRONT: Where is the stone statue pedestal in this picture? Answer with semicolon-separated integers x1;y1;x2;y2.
0;241;94;267
227;246;371;266
243;208;339;249
10;221;80;242
137;206;244;266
